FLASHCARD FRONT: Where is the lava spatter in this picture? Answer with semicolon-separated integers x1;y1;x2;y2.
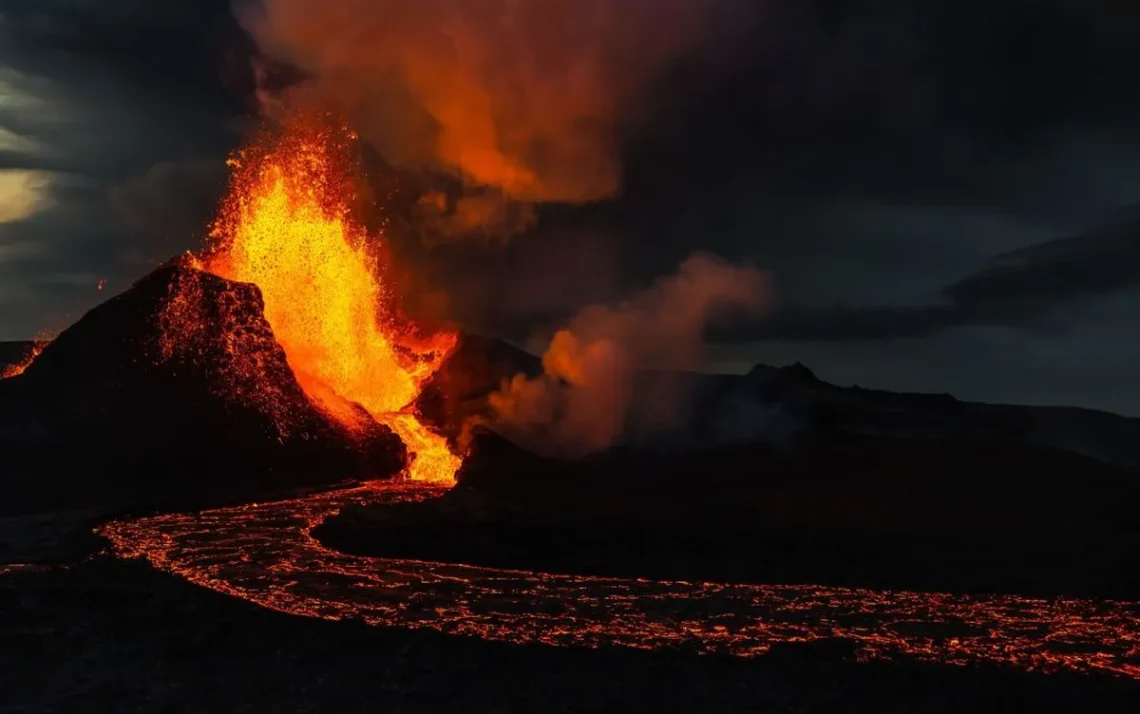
1;341;47;380
172;117;460;484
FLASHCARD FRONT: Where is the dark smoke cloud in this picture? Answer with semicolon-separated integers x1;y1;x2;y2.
235;0;738;243
108;159;228;241
0;0;248;338
488;253;768;456
710;211;1140;342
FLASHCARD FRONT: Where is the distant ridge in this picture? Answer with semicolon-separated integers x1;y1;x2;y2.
420;336;1140;467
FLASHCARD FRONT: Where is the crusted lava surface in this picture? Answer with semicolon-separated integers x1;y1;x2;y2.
3;553;1138;712
0;261;405;514
98;479;1140;682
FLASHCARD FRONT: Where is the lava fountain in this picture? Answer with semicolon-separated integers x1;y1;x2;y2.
199;118;460;484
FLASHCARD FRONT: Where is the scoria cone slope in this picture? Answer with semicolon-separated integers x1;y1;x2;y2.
0;260;405;514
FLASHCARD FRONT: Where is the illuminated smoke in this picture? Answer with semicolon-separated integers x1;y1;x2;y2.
489;253;768;456
235;0;731;242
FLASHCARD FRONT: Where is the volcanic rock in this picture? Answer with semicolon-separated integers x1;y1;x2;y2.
0;261;405;514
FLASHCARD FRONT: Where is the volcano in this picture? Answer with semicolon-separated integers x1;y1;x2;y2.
0;261;405;514
0;117;472;512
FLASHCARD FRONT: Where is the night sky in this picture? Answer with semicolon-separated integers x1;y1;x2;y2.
2;1;1140;414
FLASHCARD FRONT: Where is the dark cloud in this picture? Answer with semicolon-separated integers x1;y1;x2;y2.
710;295;1140;416
711;212;1140;341
943;215;1140;310
0;0;252;338
623;1;1140;198
108;159;228;241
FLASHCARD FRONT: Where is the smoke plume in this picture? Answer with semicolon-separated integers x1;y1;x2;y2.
235;0;729;242
488;253;768;456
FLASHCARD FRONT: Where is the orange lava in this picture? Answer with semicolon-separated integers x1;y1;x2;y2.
0;341;45;380
95;483;1140;680
201;118;460;484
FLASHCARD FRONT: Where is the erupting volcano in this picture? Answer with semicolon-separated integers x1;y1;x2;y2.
186;118;461;484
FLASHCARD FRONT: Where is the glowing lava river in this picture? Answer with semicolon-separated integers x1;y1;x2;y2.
96;481;1140;681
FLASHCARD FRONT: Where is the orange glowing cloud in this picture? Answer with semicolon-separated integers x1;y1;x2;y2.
489;253;768;456
237;0;722;240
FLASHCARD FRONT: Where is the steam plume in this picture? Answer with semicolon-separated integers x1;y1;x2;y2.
235;0;727;242
488;253;768;456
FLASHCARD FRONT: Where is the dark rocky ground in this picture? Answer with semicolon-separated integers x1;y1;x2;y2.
1;550;1138;713
3;435;1137;712
318;429;1140;599
1;463;1136;713
319;503;1140;600
0;465;1137;711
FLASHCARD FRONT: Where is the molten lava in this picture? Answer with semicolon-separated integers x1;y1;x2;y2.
0;341;45;380
96;482;1140;680
199;119;460;484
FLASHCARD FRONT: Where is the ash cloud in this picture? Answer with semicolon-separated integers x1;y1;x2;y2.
487;253;768;456
108;159;228;241
235;0;735;244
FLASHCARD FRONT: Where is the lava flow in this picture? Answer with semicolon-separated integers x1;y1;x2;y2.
96;483;1140;680
0;341;46;380
198;119;460;484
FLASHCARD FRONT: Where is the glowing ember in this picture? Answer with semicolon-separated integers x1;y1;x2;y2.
1;341;46;380
200;118;460;484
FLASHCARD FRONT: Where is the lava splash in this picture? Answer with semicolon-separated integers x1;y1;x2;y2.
197;118;460;484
